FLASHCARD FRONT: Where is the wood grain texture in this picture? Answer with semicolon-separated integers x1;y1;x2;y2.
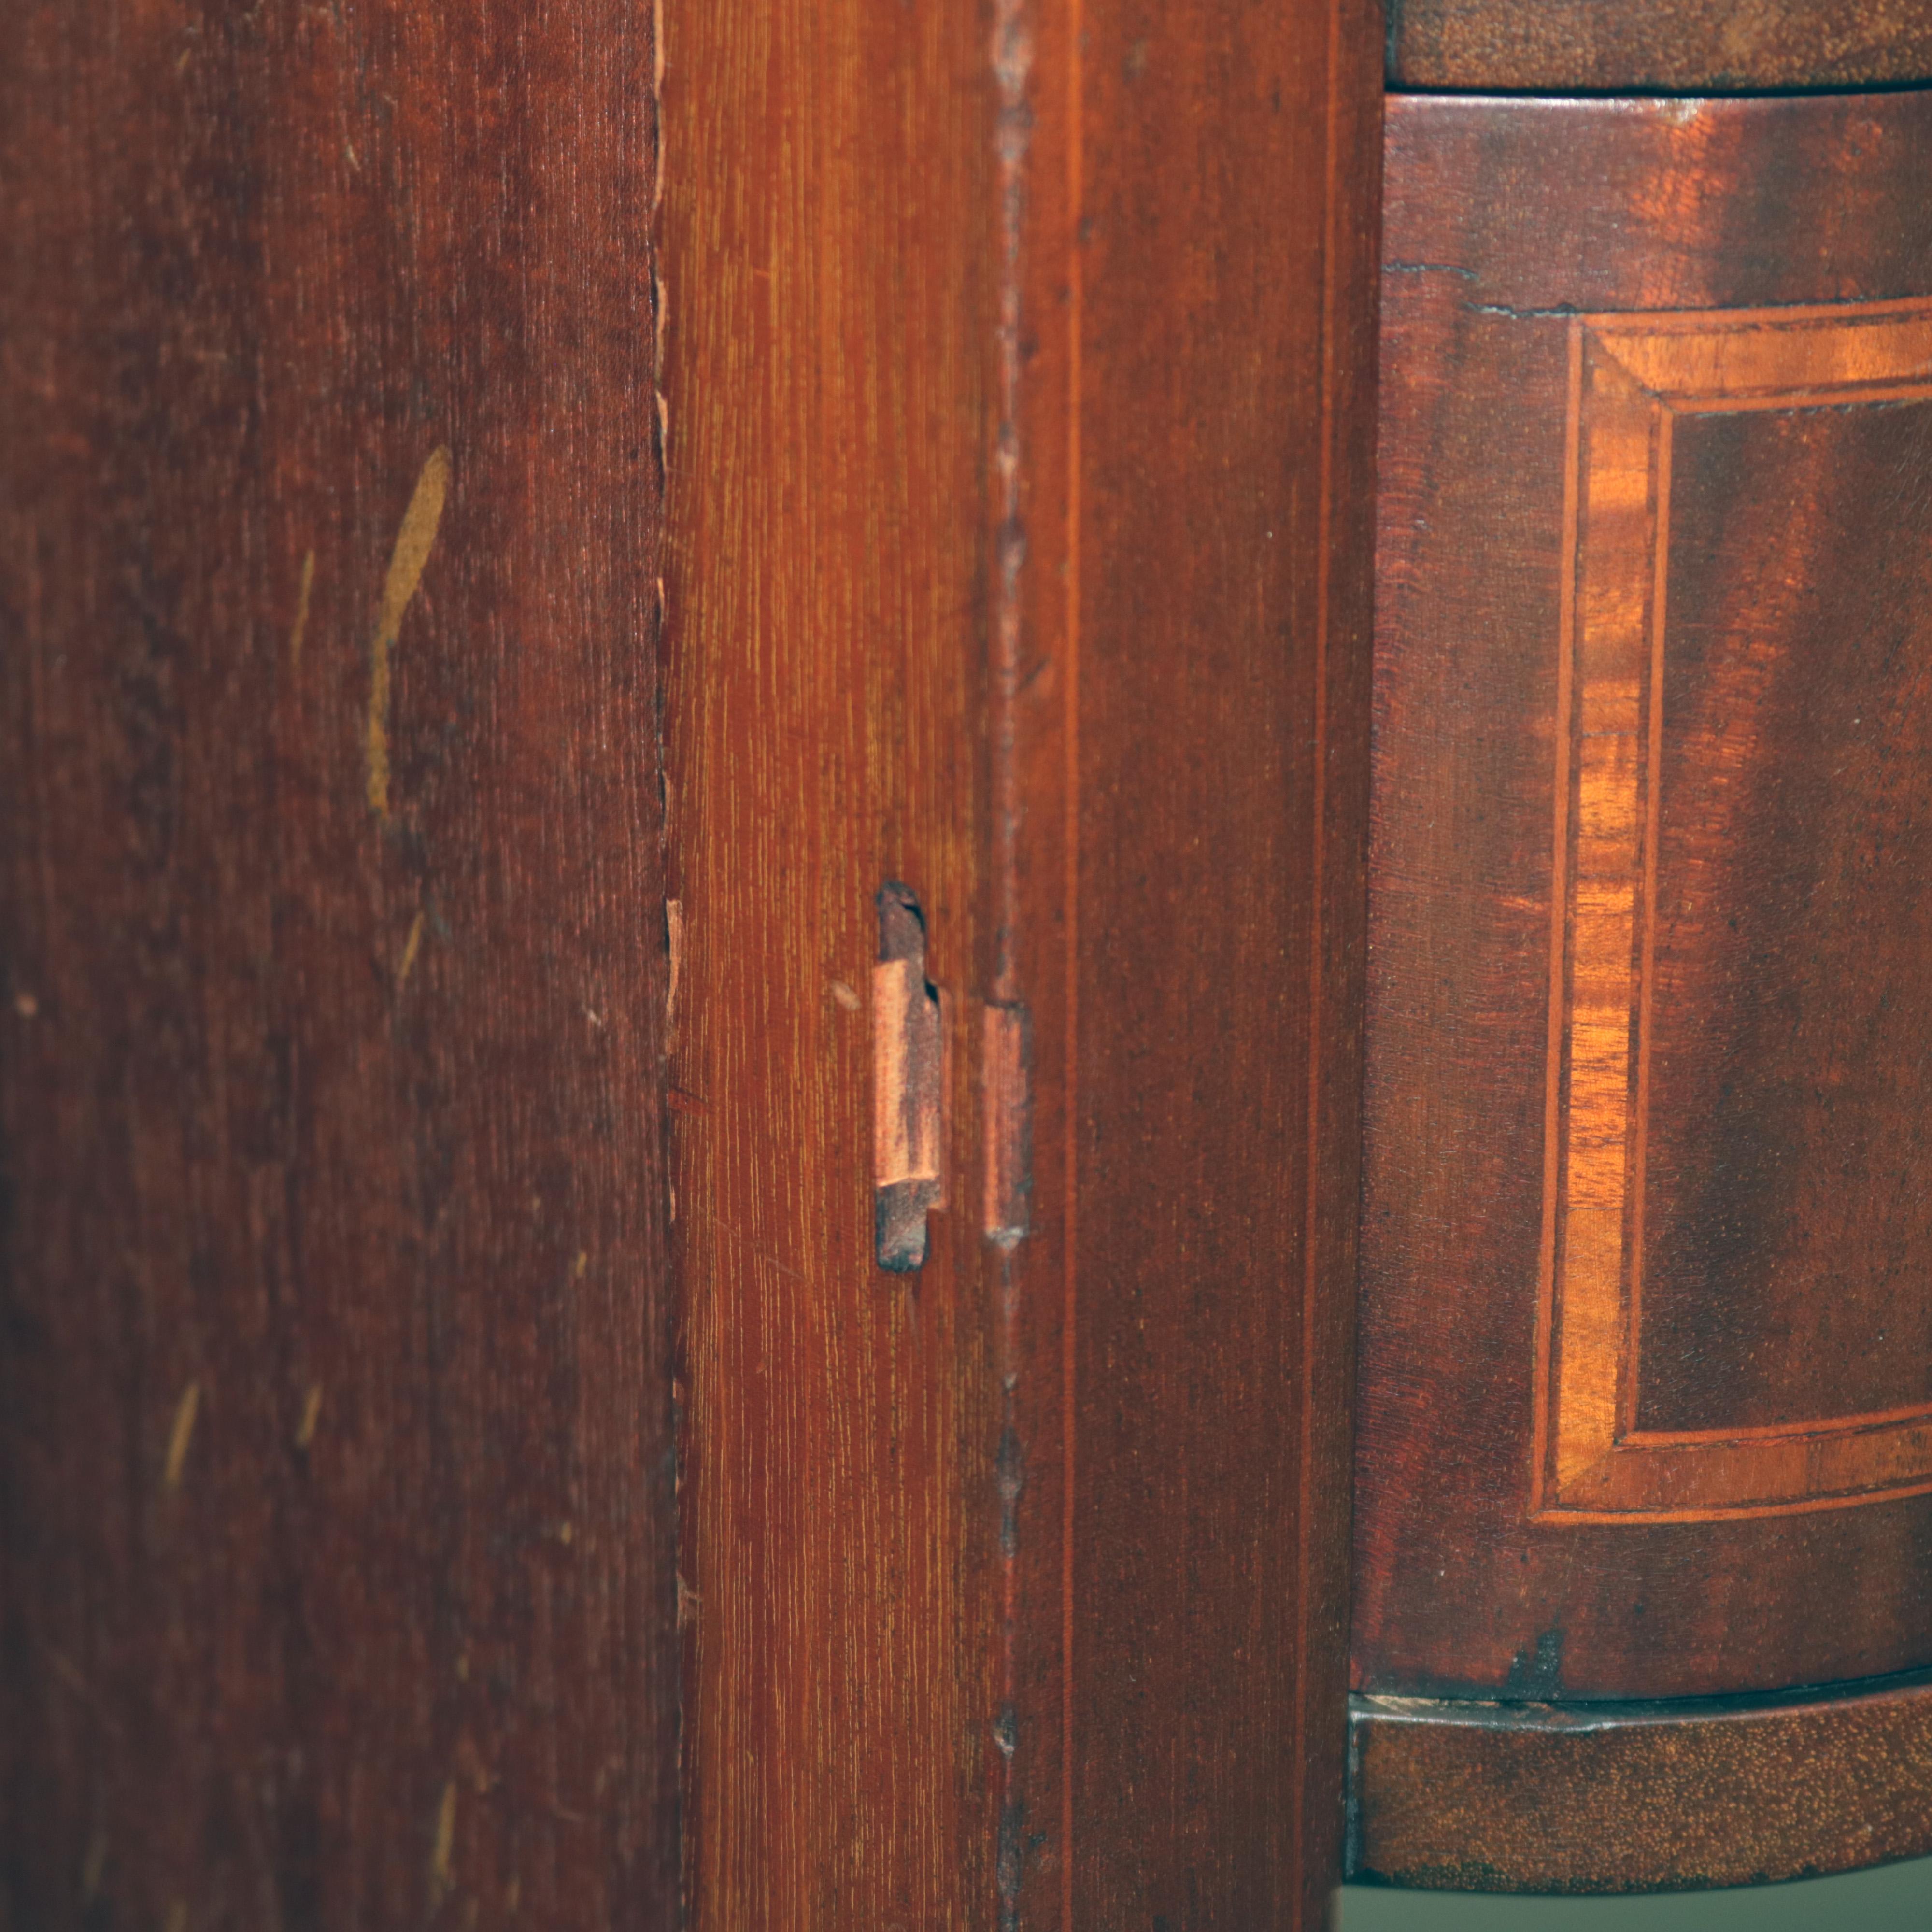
1387;0;1932;92
1534;303;1932;1521
1349;1673;1932;1892
1008;6;1382;1926
662;2;996;1920
663;0;1383;1923
1355;90;1932;1705
0;4;675;1929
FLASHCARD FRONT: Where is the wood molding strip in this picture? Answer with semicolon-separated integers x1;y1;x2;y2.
1348;1675;1932;1893
1387;0;1932;94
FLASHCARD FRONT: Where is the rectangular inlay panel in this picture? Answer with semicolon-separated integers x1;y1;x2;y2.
1537;300;1932;1522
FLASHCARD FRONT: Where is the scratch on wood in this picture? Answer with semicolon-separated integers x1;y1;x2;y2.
367;447;452;821
396;910;426;991
666;898;684;1031
982;1002;1031;1246
164;1382;200;1491
296;1384;323;1450
701;1214;810;1285
430;1780;457;1901
289;548;315;666
40;1643;123;1739
80;1830;107;1903
830;979;861;1011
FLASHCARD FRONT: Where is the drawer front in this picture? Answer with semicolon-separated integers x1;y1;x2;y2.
1355;89;1932;1701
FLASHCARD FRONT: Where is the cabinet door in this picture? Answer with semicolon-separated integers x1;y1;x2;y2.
1350;85;1932;1896
1357;90;1932;1709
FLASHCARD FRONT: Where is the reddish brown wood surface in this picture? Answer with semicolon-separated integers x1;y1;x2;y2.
0;5;675;1928
1350;1673;1932;1892
1388;0;1932;91
664;0;1382;1923
1355;90;1932;1706
662;3;996;1921
1008;6;1381;1925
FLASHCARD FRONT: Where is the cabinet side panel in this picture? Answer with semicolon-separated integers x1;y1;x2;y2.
0;4;675;1927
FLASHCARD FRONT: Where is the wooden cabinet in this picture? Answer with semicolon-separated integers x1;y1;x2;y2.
8;0;1932;1924
1351;81;1932;1900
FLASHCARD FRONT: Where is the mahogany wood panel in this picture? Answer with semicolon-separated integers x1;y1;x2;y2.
662;3;994;1922
1354;90;1932;1708
1388;0;1932;92
0;4;674;1929
662;0;1382;1924
1538;303;1932;1520
1350;1673;1932;1892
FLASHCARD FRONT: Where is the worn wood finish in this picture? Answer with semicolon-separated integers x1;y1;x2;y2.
662;4;995;1923
663;0;1382;1921
1355;89;1932;1711
1388;0;1932;92
1349;1673;1932;1892
0;5;674;1929
1009;7;1382;1927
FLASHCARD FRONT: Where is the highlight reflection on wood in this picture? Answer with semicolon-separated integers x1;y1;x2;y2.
1540;299;1932;1522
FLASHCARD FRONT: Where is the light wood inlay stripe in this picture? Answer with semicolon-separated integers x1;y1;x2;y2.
1536;299;1932;1522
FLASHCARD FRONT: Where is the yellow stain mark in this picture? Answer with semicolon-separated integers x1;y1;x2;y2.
557;1520;574;1546
665;899;684;1030
455;1651;470;1682
164;1382;200;1492
429;1780;457;1898
573;1250;588;1280
79;1829;107;1903
289;548;315;666
505;1876;521;1916
296;1384;323;1450
396;911;426;991
164;1901;188;1932
367;447;452;822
